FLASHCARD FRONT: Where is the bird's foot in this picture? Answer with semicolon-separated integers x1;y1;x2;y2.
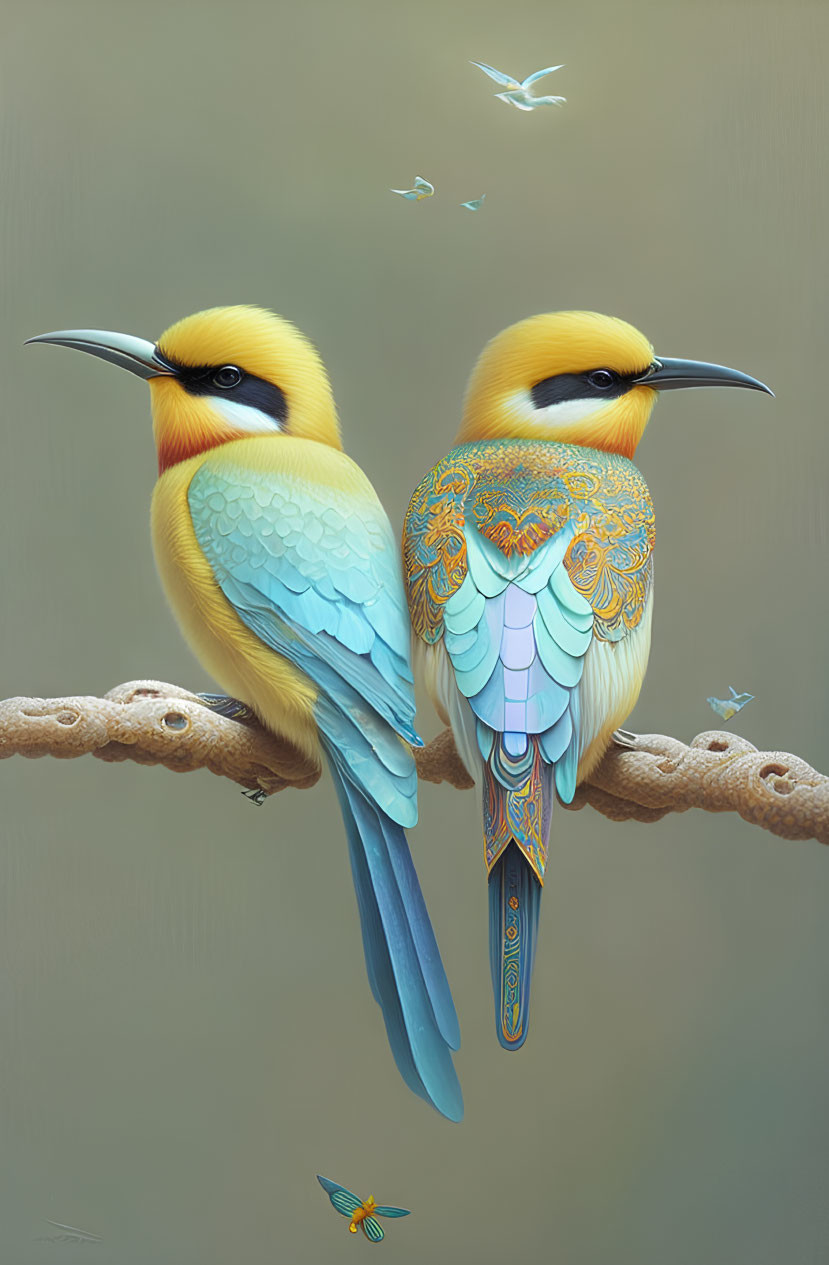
197;693;257;724
612;728;640;749
240;787;270;806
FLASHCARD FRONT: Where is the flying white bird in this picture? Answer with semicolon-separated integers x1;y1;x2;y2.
390;175;435;201
470;61;566;110
40;1220;103;1244
461;194;486;211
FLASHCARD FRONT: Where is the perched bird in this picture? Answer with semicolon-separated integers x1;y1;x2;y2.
316;1175;411;1242
27;306;462;1121
390;175;434;201
470;60;566;110
707;686;755;721
403;311;771;1050
461;194;486;212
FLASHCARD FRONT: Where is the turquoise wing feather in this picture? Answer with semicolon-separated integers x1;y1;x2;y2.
189;456;462;1122
316;1175;362;1217
188;463;417;725
373;1205;411;1218
361;1217;385;1242
442;521;593;806
188;459;420;823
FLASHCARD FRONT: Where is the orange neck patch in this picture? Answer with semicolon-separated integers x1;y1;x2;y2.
150;377;275;474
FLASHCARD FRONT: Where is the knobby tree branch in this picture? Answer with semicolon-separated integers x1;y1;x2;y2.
0;681;827;846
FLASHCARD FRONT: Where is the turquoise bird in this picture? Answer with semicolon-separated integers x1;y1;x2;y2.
403;311;771;1050
27;305;462;1120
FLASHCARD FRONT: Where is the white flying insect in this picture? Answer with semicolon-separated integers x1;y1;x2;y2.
390;175;435;201
461;194;486;211
470;61;566;110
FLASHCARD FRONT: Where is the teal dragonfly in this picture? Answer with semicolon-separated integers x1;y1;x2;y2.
316;1175;411;1242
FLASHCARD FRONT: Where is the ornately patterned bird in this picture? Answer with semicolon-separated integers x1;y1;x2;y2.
27;306;462;1121
402;311;771;1051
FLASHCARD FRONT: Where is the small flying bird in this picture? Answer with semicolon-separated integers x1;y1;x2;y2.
316;1175;411;1243
41;1219;103;1243
707;686;755;722
390;175;434;201
461;194;486;211
470;60;565;110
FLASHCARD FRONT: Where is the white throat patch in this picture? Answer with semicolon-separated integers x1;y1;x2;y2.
206;396;282;434
505;389;613;428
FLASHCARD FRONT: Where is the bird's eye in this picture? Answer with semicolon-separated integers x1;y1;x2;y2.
588;369;617;390
212;365;242;389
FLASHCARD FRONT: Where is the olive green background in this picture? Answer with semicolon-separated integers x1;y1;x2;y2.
1;1;828;1262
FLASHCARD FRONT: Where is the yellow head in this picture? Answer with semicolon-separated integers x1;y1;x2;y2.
26;305;342;473
151;306;340;469
458;311;771;458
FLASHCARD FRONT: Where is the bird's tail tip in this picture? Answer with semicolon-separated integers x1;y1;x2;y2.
328;756;463;1121
489;844;542;1051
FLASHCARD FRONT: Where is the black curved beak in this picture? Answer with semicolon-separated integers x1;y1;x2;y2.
25;329;173;380
633;357;773;396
